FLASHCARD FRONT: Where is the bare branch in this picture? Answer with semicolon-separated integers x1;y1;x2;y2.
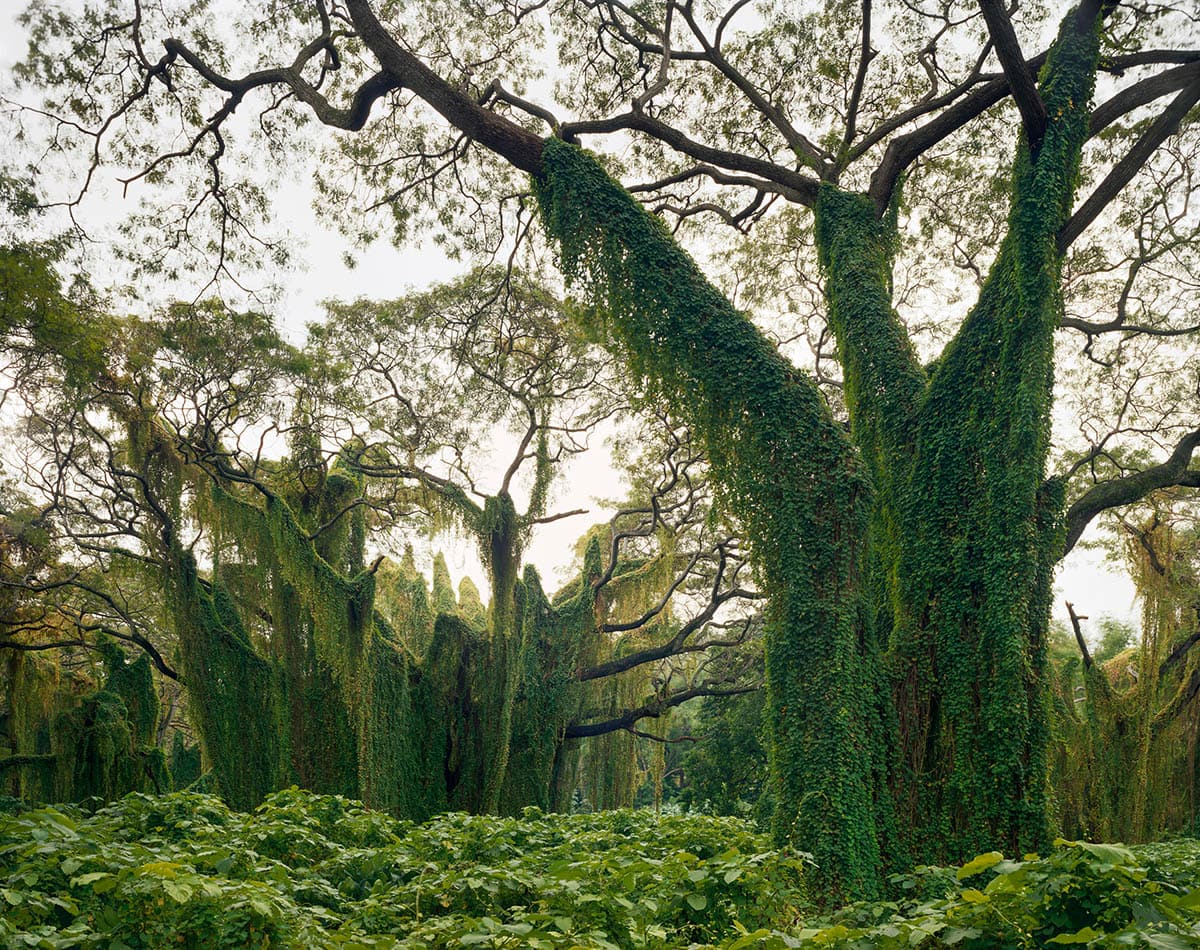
978;0;1047;152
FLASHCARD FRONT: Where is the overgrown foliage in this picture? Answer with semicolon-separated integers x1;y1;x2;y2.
2;641;166;804
0;789;809;948
1051;509;1200;842
4;789;1200;948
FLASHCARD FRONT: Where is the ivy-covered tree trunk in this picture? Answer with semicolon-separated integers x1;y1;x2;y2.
535;140;890;898
814;15;1100;861
533;7;1102;894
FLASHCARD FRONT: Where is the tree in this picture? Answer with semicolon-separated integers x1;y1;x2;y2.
10;0;1200;894
1;253;761;816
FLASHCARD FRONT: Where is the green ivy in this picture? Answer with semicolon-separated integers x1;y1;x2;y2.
533;5;1105;892
535;137;884;896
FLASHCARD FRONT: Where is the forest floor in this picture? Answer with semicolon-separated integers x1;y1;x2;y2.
2;789;1198;948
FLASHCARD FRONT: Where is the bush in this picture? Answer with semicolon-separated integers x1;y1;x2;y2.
0;789;807;948
4;790;1197;948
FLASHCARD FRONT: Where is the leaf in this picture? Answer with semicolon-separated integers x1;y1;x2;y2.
1074;842;1136;865
248;896;274;918
728;931;773;949
137;861;182;878
957;852;1004;880
71;871;112;887
686;892;708;911
959;888;988;903
1047;926;1103;943
1139;935;1200;950
163;881;193;903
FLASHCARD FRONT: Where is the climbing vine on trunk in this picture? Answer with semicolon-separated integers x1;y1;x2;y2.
533;6;1104;892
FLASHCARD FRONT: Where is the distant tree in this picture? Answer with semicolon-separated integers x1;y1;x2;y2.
1093;616;1137;666
1052;501;1200;841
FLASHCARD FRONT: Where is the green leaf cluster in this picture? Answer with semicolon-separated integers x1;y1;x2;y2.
0;789;808;949
781;839;1200;948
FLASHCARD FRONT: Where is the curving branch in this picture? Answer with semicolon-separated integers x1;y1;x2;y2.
1161;631;1200;677
1059;75;1200;251
1061;428;1200;557
1090;61;1200;137
561;109;820;205
838;0;877;166
162;38;402;132
564;681;757;738
344;0;544;173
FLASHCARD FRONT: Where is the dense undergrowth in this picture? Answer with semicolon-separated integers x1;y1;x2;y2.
1;790;1198;948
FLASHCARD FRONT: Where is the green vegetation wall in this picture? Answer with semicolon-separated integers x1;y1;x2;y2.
1;641;166;803
119;417;630;820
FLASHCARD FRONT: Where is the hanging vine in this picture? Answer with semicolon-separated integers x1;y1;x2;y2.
535;138;885;895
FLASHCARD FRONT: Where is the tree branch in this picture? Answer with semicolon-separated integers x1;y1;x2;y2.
1066;600;1094;669
1061;428;1200;557
978;0;1046;153
1059;76;1200;251
344;0;545;173
1161;632;1200;678
564;682;757;738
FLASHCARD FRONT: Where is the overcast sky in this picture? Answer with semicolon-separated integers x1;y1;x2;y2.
0;4;1140;633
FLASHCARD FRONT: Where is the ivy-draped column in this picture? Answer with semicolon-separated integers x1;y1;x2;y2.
535;142;887;896
814;12;1103;860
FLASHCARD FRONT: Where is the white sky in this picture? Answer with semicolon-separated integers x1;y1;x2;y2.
0;4;1140;636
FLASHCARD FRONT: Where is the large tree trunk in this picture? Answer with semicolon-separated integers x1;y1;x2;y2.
534;141;888;897
813;13;1102;862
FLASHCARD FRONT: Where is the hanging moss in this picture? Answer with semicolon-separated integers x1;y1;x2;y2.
535;139;883;895
500;548;599;810
375;553;436;656
115;401;696;824
412;612;483;811
96;640;158;750
457;577;487;629
167;550;294;810
356;614;424;817
203;472;426;814
474;493;523;814
1;652;60;802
